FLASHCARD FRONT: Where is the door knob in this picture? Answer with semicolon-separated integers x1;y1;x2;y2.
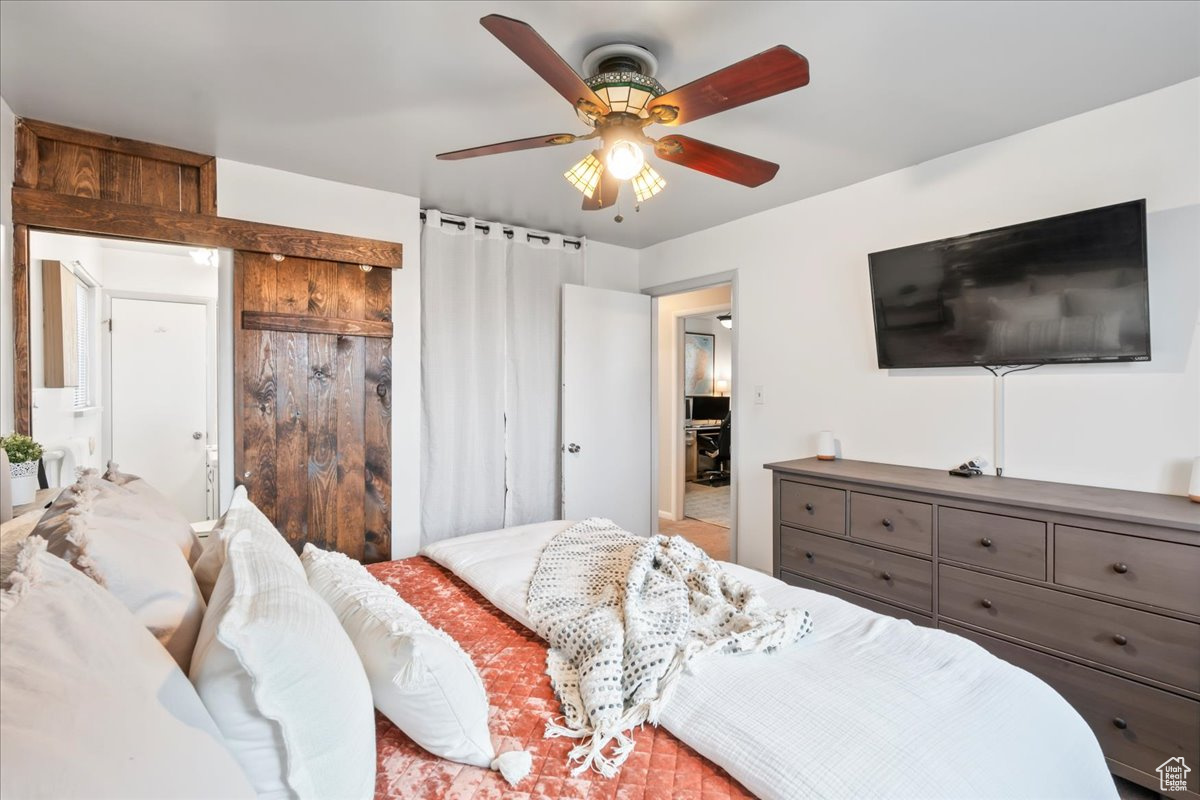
567;443;581;454
192;432;202;440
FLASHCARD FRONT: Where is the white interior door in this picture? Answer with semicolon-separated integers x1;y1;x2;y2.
561;284;652;534
110;297;209;521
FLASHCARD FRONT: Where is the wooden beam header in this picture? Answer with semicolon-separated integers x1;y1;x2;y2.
13;187;403;269
21;118;214;168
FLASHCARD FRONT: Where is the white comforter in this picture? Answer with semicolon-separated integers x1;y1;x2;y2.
423;522;1117;800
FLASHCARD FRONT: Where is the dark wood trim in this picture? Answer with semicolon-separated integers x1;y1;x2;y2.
241;310;394;339
14;122;38;188
12;224;31;435
20;118;213;167
13;188;404;269
199;158;217;215
232;252;246;497
766;457;1200;533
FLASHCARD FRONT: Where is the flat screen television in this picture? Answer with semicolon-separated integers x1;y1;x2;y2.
868;200;1150;368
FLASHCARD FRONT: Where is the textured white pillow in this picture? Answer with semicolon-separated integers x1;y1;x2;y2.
35;473;206;671
0;537;254;799
302;545;531;784
101;463;203;565
191;528;375;799
193;485;302;602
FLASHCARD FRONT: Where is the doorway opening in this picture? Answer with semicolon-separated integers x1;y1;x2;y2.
28;230;221;522
652;281;735;562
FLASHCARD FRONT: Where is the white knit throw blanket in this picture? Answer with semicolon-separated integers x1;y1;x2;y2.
528;518;814;778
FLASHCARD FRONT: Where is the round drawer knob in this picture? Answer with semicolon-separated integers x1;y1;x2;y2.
881;518;893;528
1112;717;1128;730
880;571;892;581
980;537;993;548
805;503;814;512
804;551;814;560
980;598;993;609
1112;563;1129;574
1112;634;1128;646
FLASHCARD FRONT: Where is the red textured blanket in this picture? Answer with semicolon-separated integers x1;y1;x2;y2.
367;556;754;800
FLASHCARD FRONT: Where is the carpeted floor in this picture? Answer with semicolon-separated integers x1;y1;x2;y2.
684;480;731;527
659;516;731;562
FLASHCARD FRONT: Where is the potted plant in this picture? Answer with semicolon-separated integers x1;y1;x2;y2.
2;433;43;506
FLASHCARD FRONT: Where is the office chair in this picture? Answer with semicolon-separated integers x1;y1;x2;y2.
699;412;731;487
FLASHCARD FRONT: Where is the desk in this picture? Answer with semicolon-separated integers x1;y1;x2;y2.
685;424;720;481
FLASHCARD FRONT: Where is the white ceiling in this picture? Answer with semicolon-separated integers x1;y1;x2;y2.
1;1;1197;248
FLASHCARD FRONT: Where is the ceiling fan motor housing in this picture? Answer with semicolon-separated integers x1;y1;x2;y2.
578;43;666;126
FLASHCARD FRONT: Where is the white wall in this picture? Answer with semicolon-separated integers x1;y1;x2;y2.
640;79;1200;574
584;240;640;292
217;159;423;559
101;245;218;299
655;285;732;520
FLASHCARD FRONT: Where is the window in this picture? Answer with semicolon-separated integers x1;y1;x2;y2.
73;279;91;409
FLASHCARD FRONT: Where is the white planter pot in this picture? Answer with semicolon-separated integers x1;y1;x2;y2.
10;460;38;506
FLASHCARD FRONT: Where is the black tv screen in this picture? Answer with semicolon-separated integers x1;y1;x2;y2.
868;200;1150;368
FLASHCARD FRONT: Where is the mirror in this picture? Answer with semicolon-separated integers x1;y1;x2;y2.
29;231;221;522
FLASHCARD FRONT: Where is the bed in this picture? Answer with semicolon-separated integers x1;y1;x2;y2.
367;554;753;799
410;521;1120;800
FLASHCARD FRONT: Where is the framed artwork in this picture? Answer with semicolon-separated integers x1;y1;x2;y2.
684;332;715;396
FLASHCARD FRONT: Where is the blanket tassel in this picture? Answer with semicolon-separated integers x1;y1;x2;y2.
490;749;532;786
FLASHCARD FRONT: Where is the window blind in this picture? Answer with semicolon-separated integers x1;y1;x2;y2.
73;281;90;409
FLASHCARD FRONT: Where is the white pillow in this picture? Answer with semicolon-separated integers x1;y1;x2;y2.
101;463;203;565
193;485;302;602
0;537;254;799
35;473;206;671
191;528;376;800
301;544;531;785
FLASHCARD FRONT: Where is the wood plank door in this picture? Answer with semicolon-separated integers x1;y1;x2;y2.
234;252;392;562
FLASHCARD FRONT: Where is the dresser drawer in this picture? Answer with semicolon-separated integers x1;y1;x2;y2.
938;507;1046;579
779;480;846;534
939;565;1200;692
943;623;1200;794
780;525;931;611
1055;526;1200;616
849;492;932;554
779;570;933;627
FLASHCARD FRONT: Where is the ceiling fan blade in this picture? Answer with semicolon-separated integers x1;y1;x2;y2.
437;133;578;161
480;14;610;115
654;135;779;187
648;45;809;126
582;156;620;210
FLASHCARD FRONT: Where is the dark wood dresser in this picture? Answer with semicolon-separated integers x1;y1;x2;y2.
766;457;1200;798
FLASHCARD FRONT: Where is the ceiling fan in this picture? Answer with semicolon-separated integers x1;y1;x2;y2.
436;14;810;211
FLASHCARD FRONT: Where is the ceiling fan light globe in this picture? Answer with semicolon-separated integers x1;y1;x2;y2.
631;164;666;202
564;152;604;198
606;140;645;181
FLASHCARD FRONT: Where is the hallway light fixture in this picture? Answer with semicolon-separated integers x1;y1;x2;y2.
718;313;733;330
189;248;218;268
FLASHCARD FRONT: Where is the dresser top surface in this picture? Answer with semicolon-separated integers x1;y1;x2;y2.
765;458;1200;533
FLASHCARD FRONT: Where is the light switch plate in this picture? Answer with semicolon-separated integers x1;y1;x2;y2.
754;385;765;405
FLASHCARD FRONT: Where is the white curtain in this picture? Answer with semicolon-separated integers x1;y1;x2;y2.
420;211;584;545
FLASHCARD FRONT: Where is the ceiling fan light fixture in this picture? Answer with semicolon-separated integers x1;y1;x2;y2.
718;313;733;330
564;152;604;198
631;164;666;202
606;140;645;181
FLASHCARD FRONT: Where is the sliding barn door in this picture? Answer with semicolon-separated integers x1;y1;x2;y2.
234;252;392;562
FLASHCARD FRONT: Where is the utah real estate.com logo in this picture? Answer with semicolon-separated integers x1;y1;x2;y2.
1157;757;1191;793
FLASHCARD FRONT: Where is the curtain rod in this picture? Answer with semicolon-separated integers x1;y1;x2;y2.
419;211;583;250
